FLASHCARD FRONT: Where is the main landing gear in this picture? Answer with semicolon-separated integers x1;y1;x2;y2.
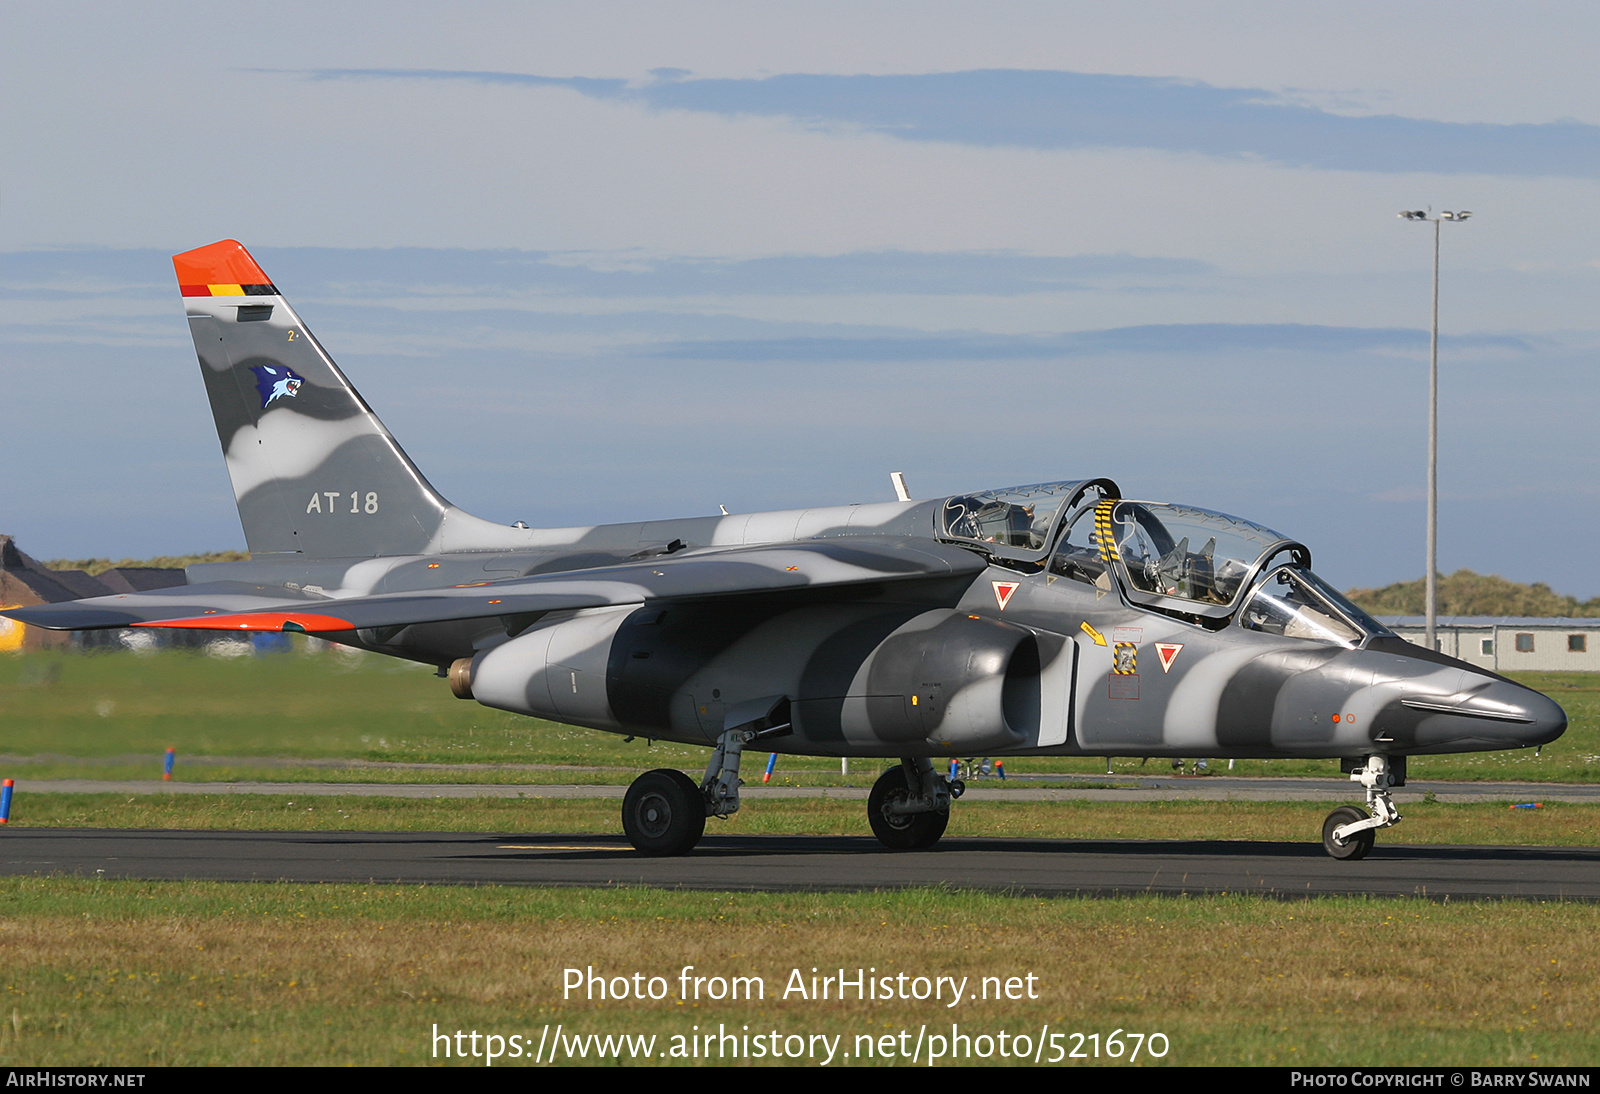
1321;754;1402;861
622;750;962;855
622;728;756;857
622;700;792;856
867;758;956;851
621;769;705;856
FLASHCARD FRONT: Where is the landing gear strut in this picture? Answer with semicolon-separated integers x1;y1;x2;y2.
621;728;754;856
1322;754;1401;860
621;697;792;856
868;758;952;850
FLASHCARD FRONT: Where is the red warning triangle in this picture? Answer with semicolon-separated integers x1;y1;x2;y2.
992;581;1020;610
1154;642;1183;673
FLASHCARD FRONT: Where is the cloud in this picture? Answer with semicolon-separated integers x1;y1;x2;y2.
1;247;1204;303
259;247;1206;298
643;323;1532;362
0;249;1537;363
299;67;1600;177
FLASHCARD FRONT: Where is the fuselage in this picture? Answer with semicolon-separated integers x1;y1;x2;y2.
188;484;1566;762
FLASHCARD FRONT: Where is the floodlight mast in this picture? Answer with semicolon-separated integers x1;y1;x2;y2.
1398;209;1472;652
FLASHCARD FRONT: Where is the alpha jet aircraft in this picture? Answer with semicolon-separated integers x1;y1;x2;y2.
5;241;1567;860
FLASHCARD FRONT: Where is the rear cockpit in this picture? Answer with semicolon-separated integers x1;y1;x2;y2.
940;479;1114;554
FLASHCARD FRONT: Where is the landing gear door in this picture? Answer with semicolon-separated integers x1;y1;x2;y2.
1071;623;1117;744
1035;629;1076;747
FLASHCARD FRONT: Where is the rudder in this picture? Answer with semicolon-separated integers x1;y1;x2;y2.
175;240;450;558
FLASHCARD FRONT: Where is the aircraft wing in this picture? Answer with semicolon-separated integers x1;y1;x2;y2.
2;538;986;633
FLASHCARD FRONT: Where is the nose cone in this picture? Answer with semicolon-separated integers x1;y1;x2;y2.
1401;678;1567;751
1500;683;1568;747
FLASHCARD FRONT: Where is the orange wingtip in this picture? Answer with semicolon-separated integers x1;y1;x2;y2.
172;240;275;296
133;612;355;633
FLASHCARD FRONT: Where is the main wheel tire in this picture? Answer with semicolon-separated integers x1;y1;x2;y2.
1322;805;1376;861
867;766;949;851
622;769;706;856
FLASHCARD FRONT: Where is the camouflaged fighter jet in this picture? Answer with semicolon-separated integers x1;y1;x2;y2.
4;241;1568;860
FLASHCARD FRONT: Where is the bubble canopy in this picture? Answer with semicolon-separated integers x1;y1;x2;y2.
942;485;1383;642
939;479;1118;559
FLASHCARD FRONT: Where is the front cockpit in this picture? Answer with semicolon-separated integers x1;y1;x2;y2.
1052;499;1390;645
1054;501;1282;615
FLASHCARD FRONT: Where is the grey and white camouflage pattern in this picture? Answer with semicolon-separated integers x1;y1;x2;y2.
4;241;1566;856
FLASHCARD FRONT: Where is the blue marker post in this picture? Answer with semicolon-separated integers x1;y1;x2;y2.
0;779;13;824
762;753;778;784
163;748;175;782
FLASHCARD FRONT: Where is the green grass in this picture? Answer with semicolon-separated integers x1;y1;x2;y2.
1;880;1597;1066
5;655;1596;1069
2;650;1598;783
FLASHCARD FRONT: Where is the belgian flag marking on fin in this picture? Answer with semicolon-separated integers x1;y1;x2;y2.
174;240;278;297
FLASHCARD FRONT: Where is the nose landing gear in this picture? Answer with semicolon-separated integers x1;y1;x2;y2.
1321;754;1402;860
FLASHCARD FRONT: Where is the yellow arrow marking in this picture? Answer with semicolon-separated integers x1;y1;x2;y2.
1080;621;1106;646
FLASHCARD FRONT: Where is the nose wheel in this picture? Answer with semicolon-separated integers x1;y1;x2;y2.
1322;805;1375;860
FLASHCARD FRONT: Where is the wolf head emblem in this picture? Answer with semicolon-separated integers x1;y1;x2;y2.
249;364;305;409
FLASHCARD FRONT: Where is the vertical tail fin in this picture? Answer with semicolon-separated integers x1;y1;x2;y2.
175;240;450;558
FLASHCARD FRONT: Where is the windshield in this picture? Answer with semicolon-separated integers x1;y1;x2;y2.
942;482;1101;553
1239;566;1389;646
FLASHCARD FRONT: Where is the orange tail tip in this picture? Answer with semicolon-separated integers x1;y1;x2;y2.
173;239;278;298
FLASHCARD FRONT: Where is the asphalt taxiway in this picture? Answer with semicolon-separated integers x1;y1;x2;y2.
3;829;1595;900
16;775;1600;803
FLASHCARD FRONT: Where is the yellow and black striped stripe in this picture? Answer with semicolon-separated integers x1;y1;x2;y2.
1093;499;1117;566
1113;641;1138;674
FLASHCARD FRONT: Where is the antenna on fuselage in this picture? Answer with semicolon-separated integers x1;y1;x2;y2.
890;471;911;502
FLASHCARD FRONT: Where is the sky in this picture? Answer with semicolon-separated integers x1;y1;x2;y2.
2;2;1597;595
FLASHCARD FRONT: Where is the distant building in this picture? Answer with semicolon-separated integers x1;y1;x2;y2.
93;567;188;595
0;534;184;652
2;535;100;651
1379;616;1600;673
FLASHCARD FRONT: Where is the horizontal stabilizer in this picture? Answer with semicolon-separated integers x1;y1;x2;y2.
3;539;985;634
0;581;334;630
